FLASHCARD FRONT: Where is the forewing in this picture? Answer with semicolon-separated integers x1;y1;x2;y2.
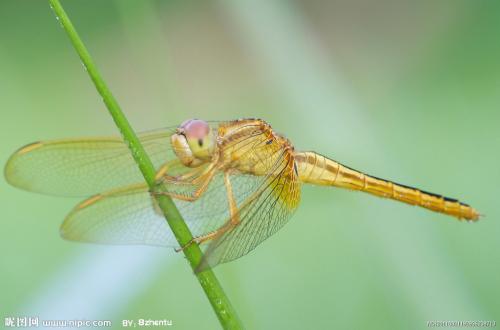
4;128;182;197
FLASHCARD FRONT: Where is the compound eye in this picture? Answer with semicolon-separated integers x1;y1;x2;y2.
180;119;207;137
177;119;215;160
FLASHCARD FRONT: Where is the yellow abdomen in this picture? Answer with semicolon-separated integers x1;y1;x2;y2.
294;151;480;221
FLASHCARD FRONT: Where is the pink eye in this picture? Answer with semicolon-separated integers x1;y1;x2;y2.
180;119;210;140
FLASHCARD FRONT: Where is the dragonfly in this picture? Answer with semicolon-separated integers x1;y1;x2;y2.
5;118;480;272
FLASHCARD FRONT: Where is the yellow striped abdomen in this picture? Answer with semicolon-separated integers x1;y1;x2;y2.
294;151;480;221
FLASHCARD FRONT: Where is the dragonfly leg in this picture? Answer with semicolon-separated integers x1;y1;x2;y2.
155;160;207;185
154;166;216;202
175;171;241;252
174;232;218;252
154;161;175;182
223;171;241;226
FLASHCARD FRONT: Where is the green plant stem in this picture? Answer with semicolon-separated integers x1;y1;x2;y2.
48;1;242;328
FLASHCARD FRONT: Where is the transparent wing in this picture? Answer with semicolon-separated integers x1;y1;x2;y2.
4;119;267;197
61;184;176;246
196;139;302;271
5;127;186;197
61;171;270;248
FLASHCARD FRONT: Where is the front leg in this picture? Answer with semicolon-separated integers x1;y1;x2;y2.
155;160;208;185
153;165;216;202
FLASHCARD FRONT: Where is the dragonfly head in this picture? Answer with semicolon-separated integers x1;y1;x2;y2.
171;119;216;167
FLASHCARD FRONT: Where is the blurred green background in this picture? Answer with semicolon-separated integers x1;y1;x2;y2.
1;1;499;329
